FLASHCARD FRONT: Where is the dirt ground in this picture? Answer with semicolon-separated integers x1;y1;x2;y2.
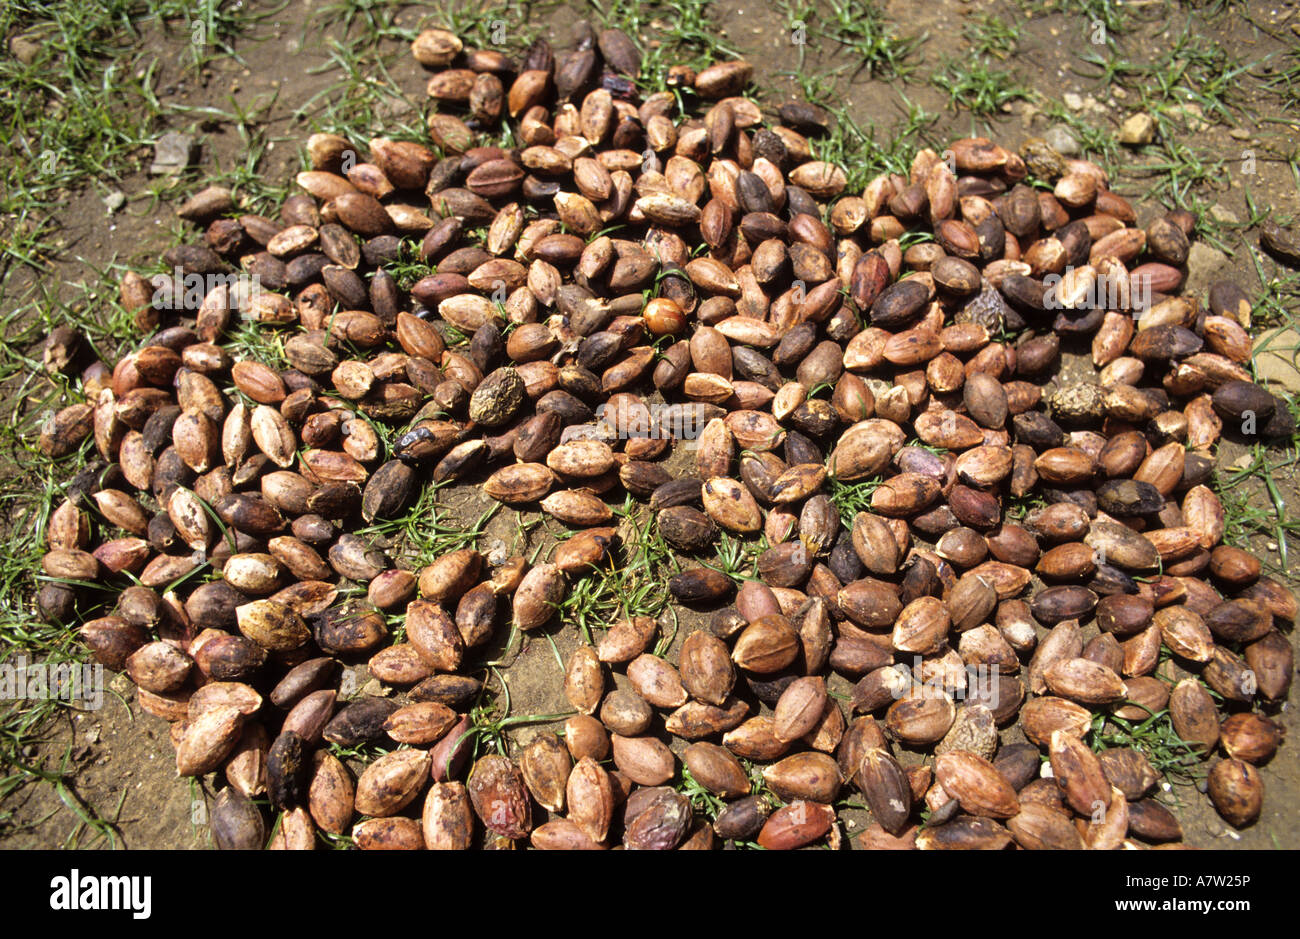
1;0;1297;849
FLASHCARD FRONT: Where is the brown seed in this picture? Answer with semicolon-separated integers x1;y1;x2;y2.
679;630;735;706
1207;758;1264;828
885;689;957;746
1042;657;1127;705
422;782;473;851
565;645;605;715
773;676;828;743
731;614;800;673
701;476;763;533
592;611;658;663
235;599;309;652
891;596;951;655
519;734;571;813
352;816;424;850
682;742;750;798
1220;713;1283;764
1049;730;1111;816
933;752;1020;819
566;756;615;843
856;747;913;835
762;751;843;803
483;462;556;503
382;702;457;746
611;734;676;786
467;755;532;839
756;800;835;850
1169;677;1221;752
627;654;689;708
667;698;751;740
1020;696;1092;747
512;563;565;631
1245;630;1294;702
1007;803;1084;850
176;705;244;777
354;749;430;817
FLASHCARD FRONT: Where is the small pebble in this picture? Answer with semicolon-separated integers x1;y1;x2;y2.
1043;124;1081;157
1119;112;1155;146
150;131;195;176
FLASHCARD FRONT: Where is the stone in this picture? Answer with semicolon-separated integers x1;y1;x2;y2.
1167;103;1208;132
1119;113;1155;146
103;191;126;215
1043;124;1081;157
1253;328;1300;395
1184;242;1230;298
1209;204;1239;226
1050;383;1105;423
9;34;40;65
1063;92;1084;111
934;705;998;760
150;132;195;176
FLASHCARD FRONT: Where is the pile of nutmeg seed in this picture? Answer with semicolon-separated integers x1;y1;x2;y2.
32;19;1297;850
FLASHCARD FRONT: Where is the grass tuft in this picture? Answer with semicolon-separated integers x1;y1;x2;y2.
560;497;680;646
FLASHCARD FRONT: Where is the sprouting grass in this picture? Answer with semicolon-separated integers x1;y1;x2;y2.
828;98;941;186
589;0;741;97
1005;491;1048;522
317;829;357;849
385;239;434;293
1126;134;1226;207
1213;445;1300;574
427;0;545;53
1089;706;1208;793
0;262;141;838
357;483;501;568
782;0;922;80
1139;25;1255;126
560;496;680;647
0;0;274;279
295;36;427;145
1246;248;1300;330
1261;45;1300;98
1036;98;1119;167
1022;0;1129;38
676;766;727;819
932;58;1030;117
0;728;128;847
170;92;294;215
223;318;292;372
699;531;767;584
827;473;883;529
777;70;940;192
1074;21;1255;130
963;13;1021;60
320;0;417;39
675;763;768;849
451;667;573;759
326;740;387;765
